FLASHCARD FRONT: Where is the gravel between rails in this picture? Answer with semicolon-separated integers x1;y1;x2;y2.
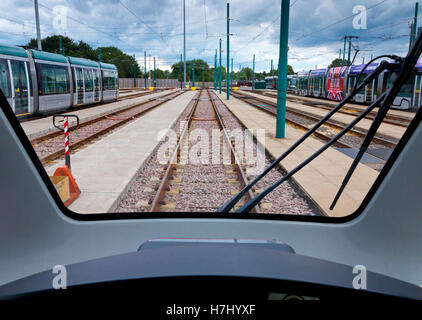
116;90;320;216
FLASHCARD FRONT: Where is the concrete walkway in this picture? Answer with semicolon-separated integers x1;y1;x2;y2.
45;90;196;214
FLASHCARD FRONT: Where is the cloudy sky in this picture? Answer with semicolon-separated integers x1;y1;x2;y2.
0;0;419;72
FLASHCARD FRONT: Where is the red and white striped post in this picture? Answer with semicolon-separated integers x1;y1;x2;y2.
53;114;79;172
64;117;71;170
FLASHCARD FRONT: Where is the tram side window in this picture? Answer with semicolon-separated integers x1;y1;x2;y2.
0;59;11;98
93;70;99;89
55;68;68;93
383;72;412;97
102;70;116;90
74;68;83;91
38;64;69;95
84;69;93;92
399;79;413;97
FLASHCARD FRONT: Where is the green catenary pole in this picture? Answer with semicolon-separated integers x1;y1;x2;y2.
193;61;195;87
231;58;233;89
271;59;273;77
413;2;419;45
238;64;241;82
226;2;230;100
219;38;222;94
342;36;346;66
214;50;217;90
133;54;136;88
144;51;147;88
347;37;352;66
276;0;290;139
202;67;204;88
153;56;156;88
252;54;255;89
180;54;183;89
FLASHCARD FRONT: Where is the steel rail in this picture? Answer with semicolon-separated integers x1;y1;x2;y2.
31;91;180;145
149;91;200;212
35;91;185;165
150;89;258;213
254;90;412;126
228;90;397;148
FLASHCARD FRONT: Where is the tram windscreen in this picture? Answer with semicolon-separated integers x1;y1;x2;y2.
0;0;420;220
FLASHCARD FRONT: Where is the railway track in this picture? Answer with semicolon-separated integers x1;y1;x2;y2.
117;89;166;101
150;89;258;212
250;90;412;127
116;89;319;215
19;89;166;124
226;90;396;165
31;90;185;166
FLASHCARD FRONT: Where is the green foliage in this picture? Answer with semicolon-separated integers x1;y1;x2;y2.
328;58;350;68
287;65;294;75
170;59;216;82
229;65;295;81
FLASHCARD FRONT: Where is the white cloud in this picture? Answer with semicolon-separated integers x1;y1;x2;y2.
0;0;417;74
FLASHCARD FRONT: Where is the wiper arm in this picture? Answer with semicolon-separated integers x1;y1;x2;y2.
217;60;392;213
236;91;388;213
232;30;422;214
331;33;422;210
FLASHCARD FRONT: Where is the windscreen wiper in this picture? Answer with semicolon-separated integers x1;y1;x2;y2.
218;31;422;214
330;34;422;210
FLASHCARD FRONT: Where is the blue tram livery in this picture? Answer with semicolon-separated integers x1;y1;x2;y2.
291;59;422;110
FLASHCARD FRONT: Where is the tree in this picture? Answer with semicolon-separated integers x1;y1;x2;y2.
269;65;295;76
170;59;215;82
328;58;350;68
287;65;294;75
98;46;142;78
238;67;253;81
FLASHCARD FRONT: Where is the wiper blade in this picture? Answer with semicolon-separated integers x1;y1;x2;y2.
217;60;391;213
221;30;422;214
330;35;422;210
236;91;388;213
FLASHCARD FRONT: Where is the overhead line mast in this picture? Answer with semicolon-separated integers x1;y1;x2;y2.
33;0;42;50
226;2;230;100
183;0;187;88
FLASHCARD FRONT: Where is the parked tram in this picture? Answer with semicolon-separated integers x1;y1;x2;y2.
0;44;119;117
291;60;422;110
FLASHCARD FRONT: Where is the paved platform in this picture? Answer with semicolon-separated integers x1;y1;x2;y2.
240;90;406;141
216;91;380;218
45;90;196;214
21;89;176;140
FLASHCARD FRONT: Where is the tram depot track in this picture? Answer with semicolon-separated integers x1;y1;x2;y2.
149;89;258;213
225;89;397;163
252;90;412;128
31;90;185;166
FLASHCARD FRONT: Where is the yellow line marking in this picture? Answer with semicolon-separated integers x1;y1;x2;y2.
16;112;31;117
